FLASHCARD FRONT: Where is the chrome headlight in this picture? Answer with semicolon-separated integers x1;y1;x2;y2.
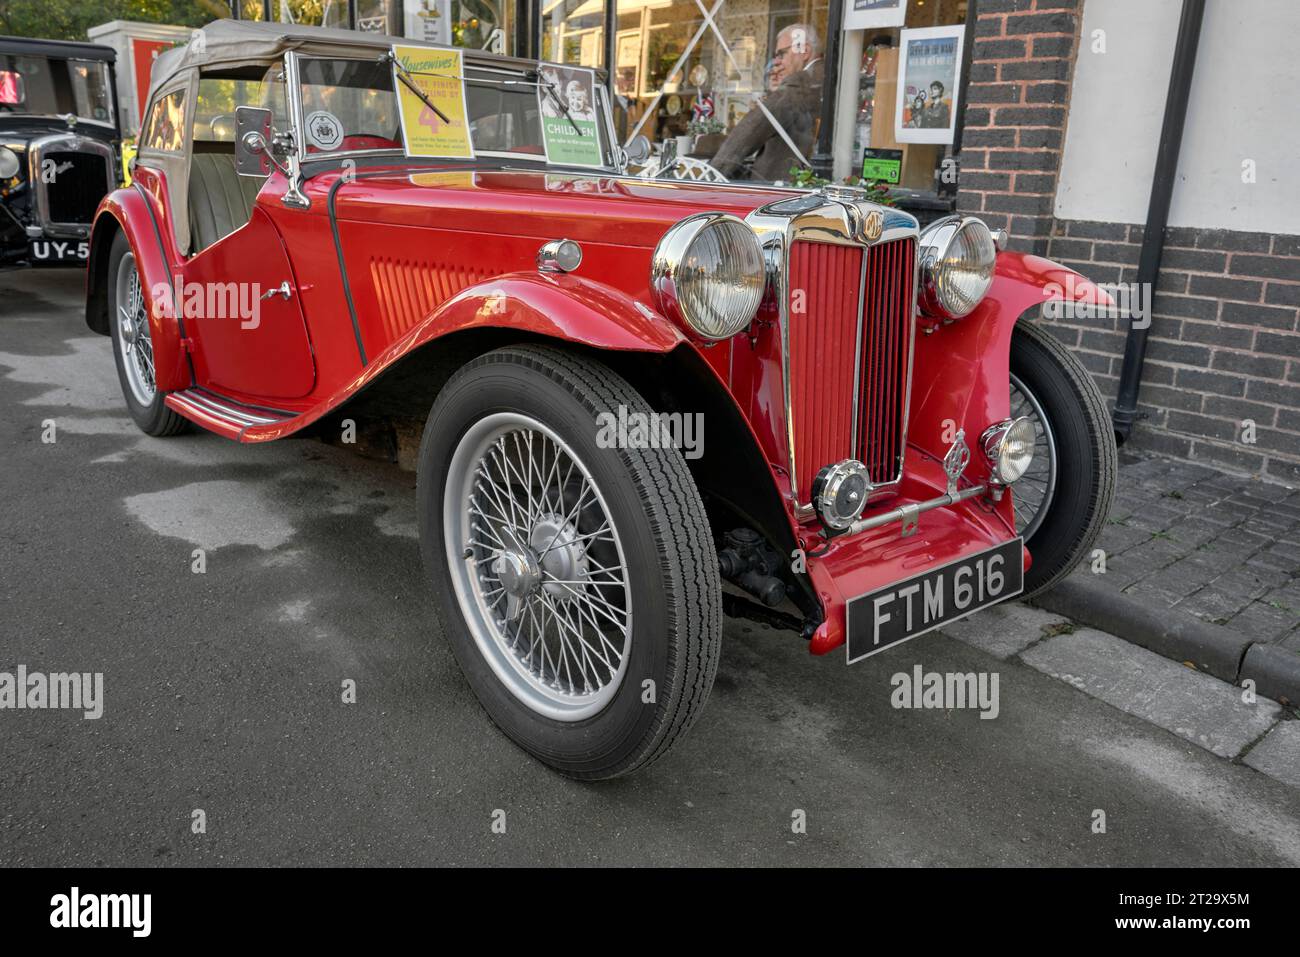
651;212;765;340
982;416;1036;485
0;147;19;180
812;459;872;530
918;216;997;319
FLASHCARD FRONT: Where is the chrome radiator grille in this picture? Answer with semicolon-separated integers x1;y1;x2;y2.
786;237;916;502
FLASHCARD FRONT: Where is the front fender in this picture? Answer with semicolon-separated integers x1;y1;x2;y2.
406;272;684;354
908;251;1110;473
86;182;189;394
244;271;684;441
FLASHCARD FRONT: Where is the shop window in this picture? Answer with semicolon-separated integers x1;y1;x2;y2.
544;0;830;185
264;0;334;27
404;1;512;53
845;0;969;196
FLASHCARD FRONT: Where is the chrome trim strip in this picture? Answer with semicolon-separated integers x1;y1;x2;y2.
846;483;987;536
282;51;311;209
180;391;283;426
848;250;868;454
893;235;923;489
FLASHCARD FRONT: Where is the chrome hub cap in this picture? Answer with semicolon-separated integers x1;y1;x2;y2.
491;539;542;621
444;413;632;721
530;513;590;602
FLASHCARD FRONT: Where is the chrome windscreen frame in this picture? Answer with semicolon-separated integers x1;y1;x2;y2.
745;189;921;521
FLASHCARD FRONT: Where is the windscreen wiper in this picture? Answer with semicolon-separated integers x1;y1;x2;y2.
384;52;451;124
529;70;584;137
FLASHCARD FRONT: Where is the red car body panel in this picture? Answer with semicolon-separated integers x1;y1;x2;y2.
91;157;1106;656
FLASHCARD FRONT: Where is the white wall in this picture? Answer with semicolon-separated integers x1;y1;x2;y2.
1055;0;1300;235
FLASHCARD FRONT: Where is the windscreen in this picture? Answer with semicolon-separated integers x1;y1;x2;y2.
0;55;114;125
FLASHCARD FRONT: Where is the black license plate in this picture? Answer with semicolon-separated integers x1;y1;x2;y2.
846;538;1023;663
29;239;89;265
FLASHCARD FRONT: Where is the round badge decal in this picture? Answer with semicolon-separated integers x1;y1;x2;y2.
305;110;344;151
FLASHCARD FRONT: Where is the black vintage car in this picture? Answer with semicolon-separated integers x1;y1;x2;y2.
0;35;121;269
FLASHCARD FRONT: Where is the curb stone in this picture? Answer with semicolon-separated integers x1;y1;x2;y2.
1028;576;1300;707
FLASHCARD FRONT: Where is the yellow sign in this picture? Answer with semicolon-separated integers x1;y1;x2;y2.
391;45;473;159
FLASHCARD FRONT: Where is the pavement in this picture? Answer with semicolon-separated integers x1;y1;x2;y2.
2;267;1299;867
1033;447;1300;705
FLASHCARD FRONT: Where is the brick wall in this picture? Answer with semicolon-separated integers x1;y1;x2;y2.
1044;221;1300;485
956;0;1081;255
954;0;1300;484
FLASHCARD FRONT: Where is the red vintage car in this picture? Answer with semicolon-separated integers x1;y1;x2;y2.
86;21;1116;778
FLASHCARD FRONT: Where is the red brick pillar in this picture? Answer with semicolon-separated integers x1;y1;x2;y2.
955;0;1082;254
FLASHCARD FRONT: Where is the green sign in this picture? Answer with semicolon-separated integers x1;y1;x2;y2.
862;148;903;184
537;64;604;169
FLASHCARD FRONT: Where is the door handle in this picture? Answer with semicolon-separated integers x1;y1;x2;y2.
261;281;293;301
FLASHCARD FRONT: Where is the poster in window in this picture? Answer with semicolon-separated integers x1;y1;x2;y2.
537;64;604;168
403;0;451;44
615;31;641;98
894;26;964;145
844;0;907;31
391;44;474;158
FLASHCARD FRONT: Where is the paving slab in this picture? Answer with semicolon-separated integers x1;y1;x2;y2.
1021;628;1281;759
1244;721;1300;790
939;602;1070;660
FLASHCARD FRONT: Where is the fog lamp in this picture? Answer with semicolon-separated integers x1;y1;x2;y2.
982;417;1036;485
811;460;872;530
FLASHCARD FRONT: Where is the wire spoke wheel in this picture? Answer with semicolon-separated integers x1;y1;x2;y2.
444;412;633;721
1009;370;1058;541
114;251;156;406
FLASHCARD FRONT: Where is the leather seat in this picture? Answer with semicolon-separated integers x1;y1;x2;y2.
188;152;265;253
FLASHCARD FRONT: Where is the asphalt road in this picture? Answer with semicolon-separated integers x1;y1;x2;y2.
3;267;1299;867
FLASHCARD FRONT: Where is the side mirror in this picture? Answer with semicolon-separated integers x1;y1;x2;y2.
234;106;274;177
624;134;651;166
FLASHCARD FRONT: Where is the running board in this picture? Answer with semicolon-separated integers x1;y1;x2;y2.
165;389;295;440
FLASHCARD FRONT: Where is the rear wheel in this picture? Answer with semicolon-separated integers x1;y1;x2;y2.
1010;320;1117;598
107;231;188;436
417;345;721;779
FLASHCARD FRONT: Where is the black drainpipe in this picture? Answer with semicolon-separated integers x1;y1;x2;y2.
1111;0;1205;442
811;0;846;180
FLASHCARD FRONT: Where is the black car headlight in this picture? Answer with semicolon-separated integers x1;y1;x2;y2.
650;213;765;340
917;215;998;320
